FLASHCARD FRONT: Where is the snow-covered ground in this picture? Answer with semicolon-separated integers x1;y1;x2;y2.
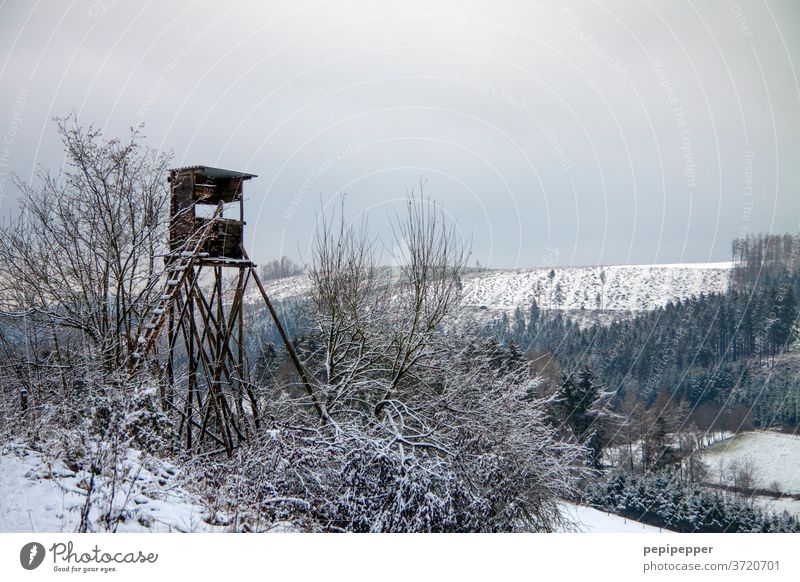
700;431;800;495
0;442;221;533
1;442;671;533
558;503;670;533
698;431;800;517
259;262;732;316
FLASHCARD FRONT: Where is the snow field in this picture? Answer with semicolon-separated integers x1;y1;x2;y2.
699;431;800;517
699;431;800;495
260;262;732;315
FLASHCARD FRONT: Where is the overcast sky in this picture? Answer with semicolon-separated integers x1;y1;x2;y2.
1;0;798;268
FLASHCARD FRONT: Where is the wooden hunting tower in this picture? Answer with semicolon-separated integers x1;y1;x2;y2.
168;166;254;262
130;165;314;456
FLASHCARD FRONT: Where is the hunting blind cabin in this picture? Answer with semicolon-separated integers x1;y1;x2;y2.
130;166;312;455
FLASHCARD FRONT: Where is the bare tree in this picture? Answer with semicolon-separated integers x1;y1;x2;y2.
307;193;468;423
272;191;589;531
376;195;468;415
308;203;386;418
0;116;171;373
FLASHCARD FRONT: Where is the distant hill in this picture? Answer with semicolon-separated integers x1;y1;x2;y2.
259;262;733;317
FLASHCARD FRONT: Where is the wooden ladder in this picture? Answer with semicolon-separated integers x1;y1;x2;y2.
130;203;223;371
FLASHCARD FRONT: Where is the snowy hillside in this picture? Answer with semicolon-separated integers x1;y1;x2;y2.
259;262;732;316
700;431;800;494
459;262;731;314
699;431;800;517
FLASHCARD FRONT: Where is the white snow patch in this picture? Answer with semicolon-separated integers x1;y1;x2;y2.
558;503;670;533
699;431;800;496
699;431;800;518
0;442;221;533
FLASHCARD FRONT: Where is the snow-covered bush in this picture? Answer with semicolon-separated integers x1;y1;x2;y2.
202;427;494;532
191;340;588;532
87;376;173;454
189;194;589;532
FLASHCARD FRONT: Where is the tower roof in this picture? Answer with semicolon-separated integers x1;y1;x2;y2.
171;165;257;180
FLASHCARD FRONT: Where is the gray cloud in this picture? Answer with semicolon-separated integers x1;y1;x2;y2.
1;0;798;267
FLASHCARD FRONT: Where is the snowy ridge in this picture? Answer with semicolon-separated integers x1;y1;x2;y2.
260;262;732;315
459;262;732;314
